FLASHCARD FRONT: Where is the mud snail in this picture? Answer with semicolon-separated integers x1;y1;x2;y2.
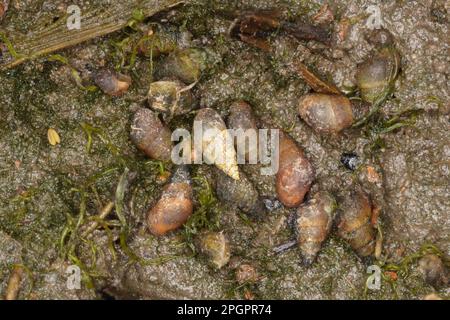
147;165;193;236
194;108;240;180
147;79;198;120
215;168;266;220
2;0;446;301
296;192;337;266
94;69;132;96
274;188;377;264
336;188;377;258
227;101;259;162
156;48;209;84
355;46;401;105
298;94;354;134
419;254;449;289
130;108;173;162
353;35;401;126
276;131;315;208
196;231;231;269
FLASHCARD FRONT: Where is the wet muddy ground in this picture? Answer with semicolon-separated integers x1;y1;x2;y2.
0;0;448;299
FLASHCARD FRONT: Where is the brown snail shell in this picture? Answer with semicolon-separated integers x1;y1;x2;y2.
194;108;240;180
94;69;131;96
197;231;231;269
419;254;449;289
298;94;354;134
296;191;337;266
228;101;258;129
355;46;400;104
147;165;193;236
130;108;172;162
148;79;197;119
227;101;259;162
336;188;376;257
276;132;315;208
215;168;266;220
138;25;191;58
156;48;208;84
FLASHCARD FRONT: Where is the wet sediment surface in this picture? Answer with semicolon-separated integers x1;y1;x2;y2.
0;0;448;299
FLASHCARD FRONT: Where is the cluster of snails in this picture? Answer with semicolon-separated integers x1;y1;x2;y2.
58;9;447;290
117;18;403;268
74;25;207;104
56;10;446;297
132;91;381;268
76;8;408;267
219;101;379;266
1;5;446;299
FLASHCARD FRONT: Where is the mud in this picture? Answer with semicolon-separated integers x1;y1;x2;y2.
0;0;448;299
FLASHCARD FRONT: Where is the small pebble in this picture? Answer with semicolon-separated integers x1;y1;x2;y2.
340;152;360;171
263;198;282;212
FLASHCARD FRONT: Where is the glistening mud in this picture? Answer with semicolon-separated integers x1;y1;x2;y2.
0;0;448;300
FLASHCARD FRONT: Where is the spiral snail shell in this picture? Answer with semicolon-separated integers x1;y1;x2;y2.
355;46;400;104
147;165;193;236
94;69;132;96
197;231;231;269
215;168;266;220
227;101;259;162
276;132;315;208
336;188;376;257
157;48;208;84
296;191;337;266
194;108;240;180
298;94;354;134
147;79;197;119
130;108;173;162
